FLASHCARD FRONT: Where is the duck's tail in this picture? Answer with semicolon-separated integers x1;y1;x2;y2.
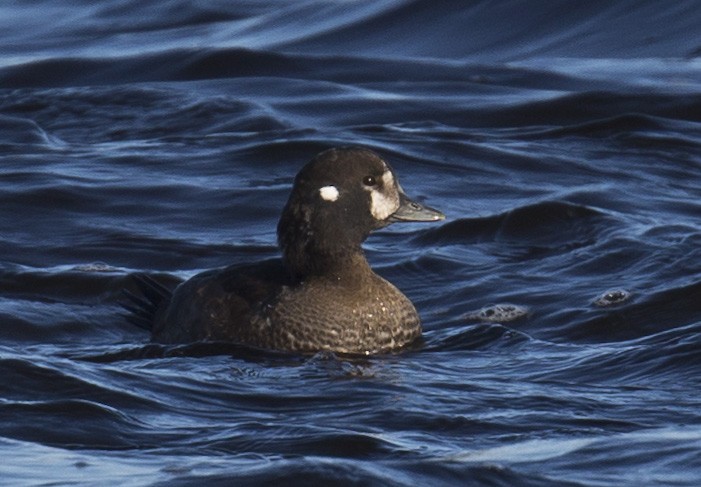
121;273;172;331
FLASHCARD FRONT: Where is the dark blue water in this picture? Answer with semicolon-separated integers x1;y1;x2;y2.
1;1;701;485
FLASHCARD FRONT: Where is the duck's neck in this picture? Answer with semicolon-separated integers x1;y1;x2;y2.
282;238;372;285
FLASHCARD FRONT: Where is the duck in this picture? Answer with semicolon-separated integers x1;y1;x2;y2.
123;147;444;354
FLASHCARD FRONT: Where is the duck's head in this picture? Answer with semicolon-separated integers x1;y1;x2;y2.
278;147;444;277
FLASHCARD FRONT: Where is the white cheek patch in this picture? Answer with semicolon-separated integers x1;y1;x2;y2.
369;171;400;220
319;185;339;202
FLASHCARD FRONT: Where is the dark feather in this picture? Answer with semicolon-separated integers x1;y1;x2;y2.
121;273;173;331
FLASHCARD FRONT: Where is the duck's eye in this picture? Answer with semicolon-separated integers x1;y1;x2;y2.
363;175;377;187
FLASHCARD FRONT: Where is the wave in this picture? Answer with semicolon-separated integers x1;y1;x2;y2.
414;200;610;247
281;0;701;60
526;319;701;386
5;0;700;64
1;3;700;485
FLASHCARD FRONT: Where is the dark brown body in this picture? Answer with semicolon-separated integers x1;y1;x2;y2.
152;257;421;354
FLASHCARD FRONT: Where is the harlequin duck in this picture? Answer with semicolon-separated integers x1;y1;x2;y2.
124;147;444;354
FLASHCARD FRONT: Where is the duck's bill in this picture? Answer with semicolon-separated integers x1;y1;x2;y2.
389;193;445;223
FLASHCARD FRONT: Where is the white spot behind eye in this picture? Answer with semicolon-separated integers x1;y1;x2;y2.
319;185;339;202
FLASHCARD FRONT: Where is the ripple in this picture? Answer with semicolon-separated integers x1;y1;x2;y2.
593;289;632;307
465;303;530;323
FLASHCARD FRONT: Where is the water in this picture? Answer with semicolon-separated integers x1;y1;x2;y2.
1;1;700;485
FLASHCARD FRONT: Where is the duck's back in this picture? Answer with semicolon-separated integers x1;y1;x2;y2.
148;260;421;354
151;259;292;344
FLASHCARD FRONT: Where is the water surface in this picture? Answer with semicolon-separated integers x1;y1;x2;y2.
1;1;700;485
